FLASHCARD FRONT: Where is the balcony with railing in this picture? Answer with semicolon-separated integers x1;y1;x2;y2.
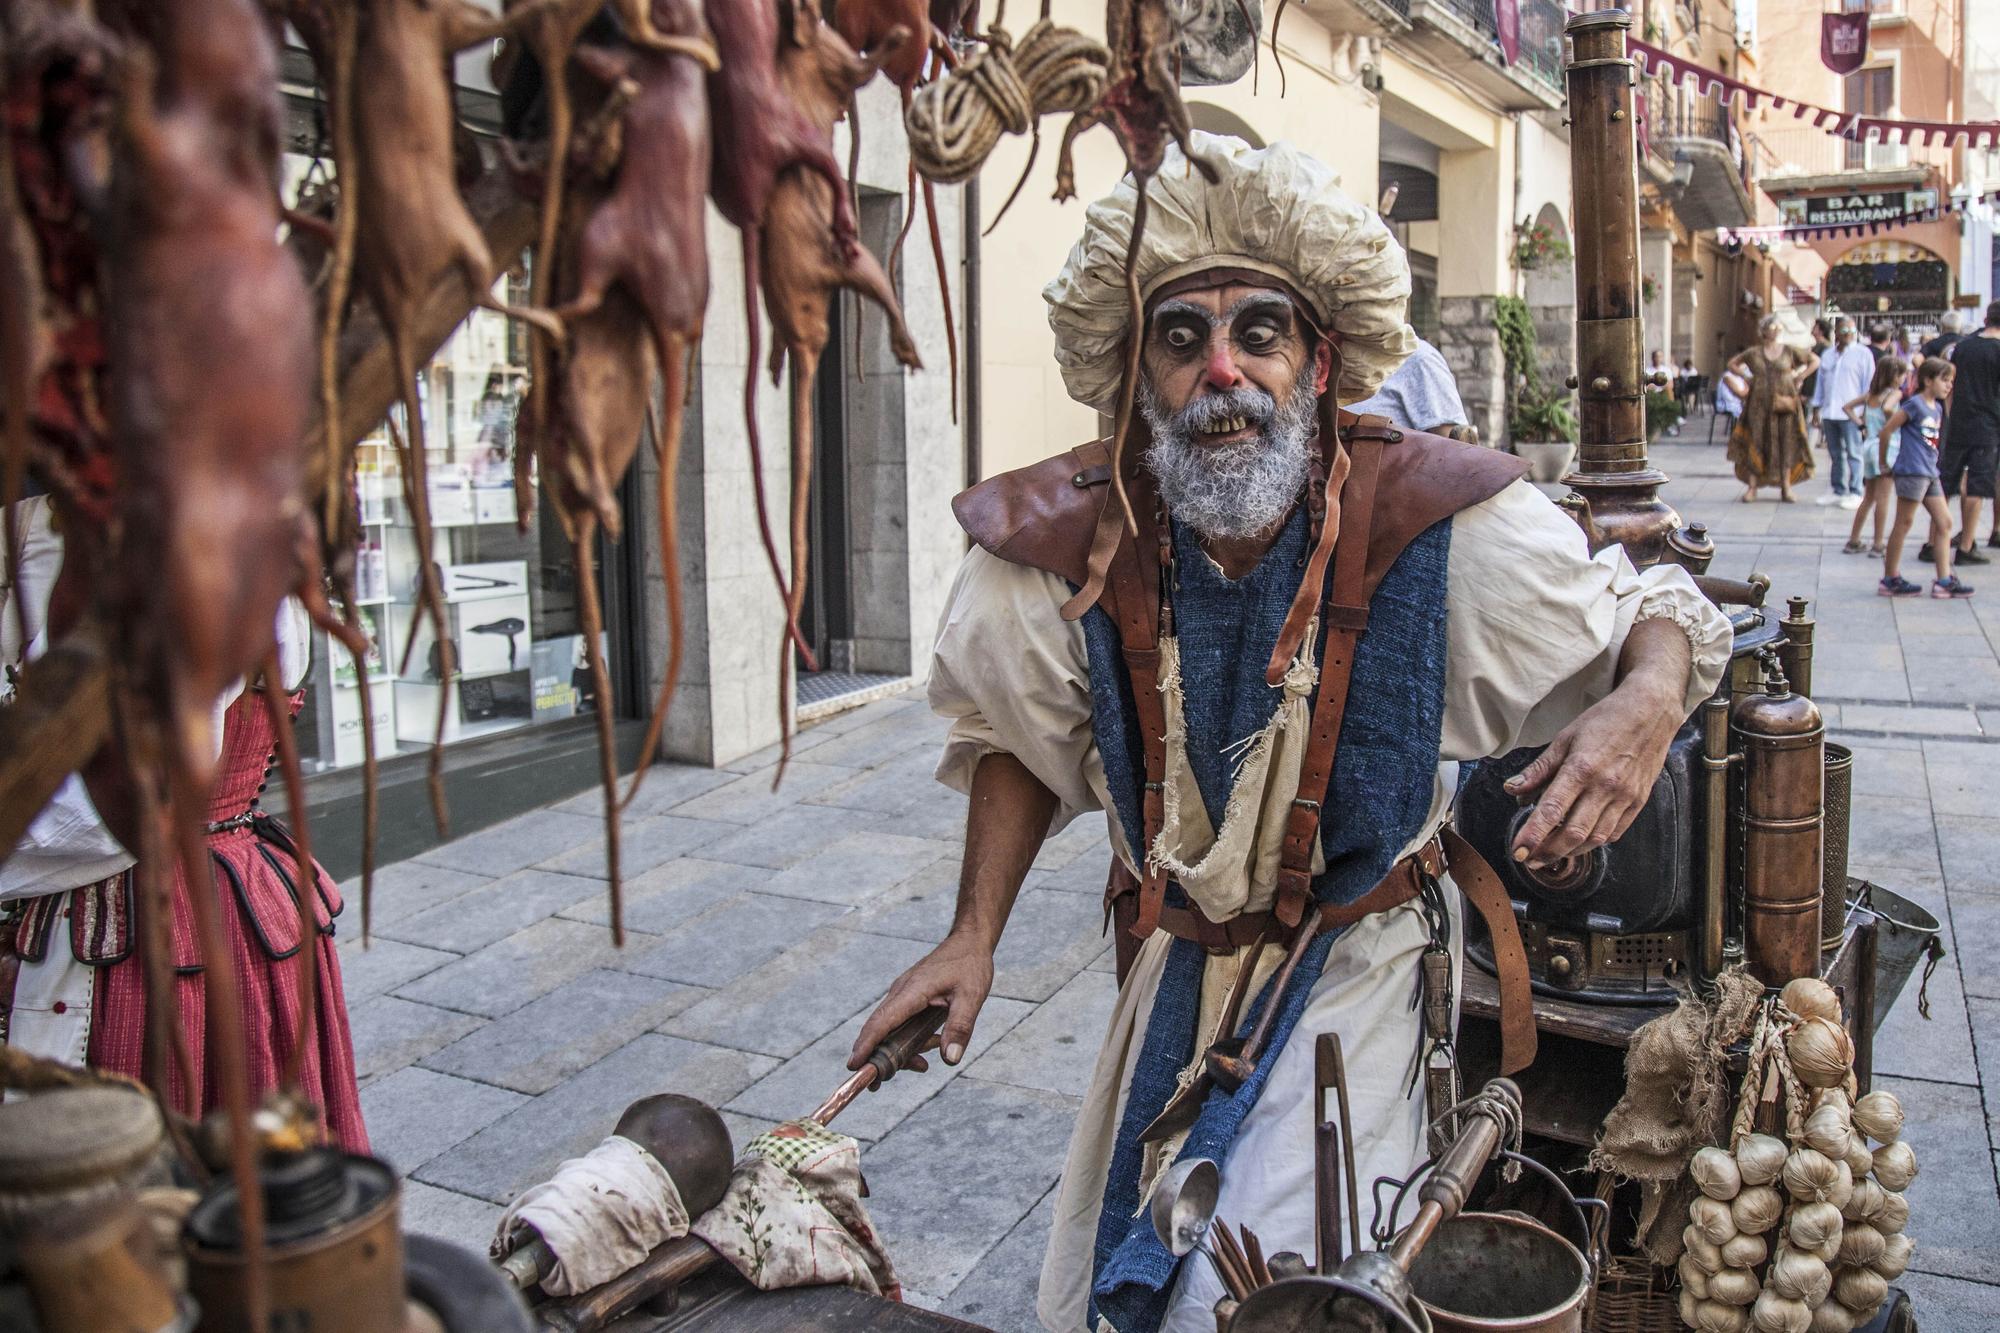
1647;84;1758;230
1403;0;1567;110
1310;0;1412;39
1750;124;1927;194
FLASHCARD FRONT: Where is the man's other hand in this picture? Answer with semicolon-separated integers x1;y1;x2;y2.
849;932;994;1072
1503;673;1685;867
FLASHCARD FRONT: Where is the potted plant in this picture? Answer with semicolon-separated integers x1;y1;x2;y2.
1513;219;1573;272
1646;391;1686;443
1495;297;1579;480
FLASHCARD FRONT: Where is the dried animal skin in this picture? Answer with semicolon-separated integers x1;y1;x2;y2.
349;0;561;835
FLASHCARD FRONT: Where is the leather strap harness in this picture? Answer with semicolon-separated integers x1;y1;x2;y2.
1098;415;1538;1077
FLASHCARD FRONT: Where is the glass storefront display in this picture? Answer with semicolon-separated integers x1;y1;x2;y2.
280;159;622;780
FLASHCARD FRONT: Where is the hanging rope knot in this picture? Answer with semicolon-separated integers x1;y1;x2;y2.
906;20;1110;184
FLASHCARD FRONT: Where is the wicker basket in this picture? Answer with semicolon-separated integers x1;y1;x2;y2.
1586;1255;1681;1333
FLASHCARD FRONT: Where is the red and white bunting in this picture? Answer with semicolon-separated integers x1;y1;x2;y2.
1627;35;2000;150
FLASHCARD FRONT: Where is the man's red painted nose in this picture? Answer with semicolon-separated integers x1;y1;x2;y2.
1201;335;1246;393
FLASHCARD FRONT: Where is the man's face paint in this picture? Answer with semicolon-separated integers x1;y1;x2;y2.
1137;285;1327;541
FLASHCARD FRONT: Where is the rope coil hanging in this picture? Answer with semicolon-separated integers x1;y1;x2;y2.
905;20;1111;184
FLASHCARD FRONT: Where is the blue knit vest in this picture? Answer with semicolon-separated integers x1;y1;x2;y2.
1081;506;1454;1332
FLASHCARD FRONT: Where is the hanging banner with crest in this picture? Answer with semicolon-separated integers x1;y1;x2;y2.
1821;11;1870;77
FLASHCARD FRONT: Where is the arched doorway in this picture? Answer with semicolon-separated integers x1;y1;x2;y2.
1523;201;1575;399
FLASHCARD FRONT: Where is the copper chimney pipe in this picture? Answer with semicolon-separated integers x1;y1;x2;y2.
1562;9;1681;566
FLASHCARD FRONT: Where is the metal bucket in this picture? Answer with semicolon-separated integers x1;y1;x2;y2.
1860;882;1944;1036
1822;744;1853;948
1405;1213;1590;1333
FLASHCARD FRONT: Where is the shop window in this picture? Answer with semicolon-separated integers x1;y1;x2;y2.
281;156;621;777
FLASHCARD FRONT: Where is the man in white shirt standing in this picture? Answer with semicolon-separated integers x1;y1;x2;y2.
1817;318;1877;510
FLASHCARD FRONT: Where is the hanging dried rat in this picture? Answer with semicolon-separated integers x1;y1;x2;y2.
703;0;865;675
88;1;362;1321
523;4;716;944
762;1;921;762
1054;0;1218;608
349;0;567;835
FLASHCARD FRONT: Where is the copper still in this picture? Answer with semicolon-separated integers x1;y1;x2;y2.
1732;651;1825;987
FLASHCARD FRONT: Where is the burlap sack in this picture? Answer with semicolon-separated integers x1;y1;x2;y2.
1588;966;1762;1263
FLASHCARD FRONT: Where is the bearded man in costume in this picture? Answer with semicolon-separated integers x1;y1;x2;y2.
851;135;1731;1333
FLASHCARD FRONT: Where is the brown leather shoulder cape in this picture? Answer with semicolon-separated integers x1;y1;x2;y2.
951;410;1528;607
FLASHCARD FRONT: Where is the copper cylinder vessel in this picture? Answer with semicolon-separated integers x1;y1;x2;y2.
1561;9;1681;567
1778;595;1816;699
1733;654;1825;986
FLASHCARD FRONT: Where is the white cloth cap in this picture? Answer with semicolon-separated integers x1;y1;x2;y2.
1043;131;1417;415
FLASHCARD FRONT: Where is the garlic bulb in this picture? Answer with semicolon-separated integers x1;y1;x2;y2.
1692;1195;1740;1246
1787;1017;1855;1089
1851;1090;1903;1144
1679;1253;1713;1299
1787;1200;1842;1252
1871;1140;1917;1192
1780;977;1842;1023
1807;1303;1856;1333
1685;1224;1726;1273
1708;1266;1760;1306
1735;1134;1789;1187
1782;1148;1841;1203
1833;1265;1887;1313
1810;1235;1841;1265
1812;1086;1851;1116
1750;1289;1810;1333
1732;1184;1785;1236
1836;1220;1885;1268
1825;1159;1854;1213
1842;1133;1875;1181
1842;1177;1886;1223
1871;1231;1914;1280
1721;1232;1768;1270
1802;1105;1853;1161
1694;1145;1745;1200
1695;1299;1753;1333
1874;1190;1910;1235
1765;1244;1832;1305
1681;1287;1703;1329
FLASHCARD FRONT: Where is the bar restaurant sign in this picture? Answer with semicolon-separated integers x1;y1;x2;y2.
1779;190;1938;227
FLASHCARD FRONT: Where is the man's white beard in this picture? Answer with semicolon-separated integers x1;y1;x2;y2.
1140;368;1319;541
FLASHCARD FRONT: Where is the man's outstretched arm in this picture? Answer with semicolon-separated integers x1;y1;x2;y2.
848;750;1059;1070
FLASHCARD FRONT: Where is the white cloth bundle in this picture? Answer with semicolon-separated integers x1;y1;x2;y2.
491;1135;689;1297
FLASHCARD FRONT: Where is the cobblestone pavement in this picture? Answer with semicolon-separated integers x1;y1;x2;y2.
343;435;2000;1331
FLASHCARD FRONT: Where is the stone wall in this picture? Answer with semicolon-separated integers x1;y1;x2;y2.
1438;295;1506;449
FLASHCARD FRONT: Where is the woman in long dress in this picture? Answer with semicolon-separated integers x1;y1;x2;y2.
1725;315;1816;502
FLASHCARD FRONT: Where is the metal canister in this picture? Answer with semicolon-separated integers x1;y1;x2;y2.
1732;654;1824;987
1778;596;1816;699
183;1149;418;1333
1822;743;1854;949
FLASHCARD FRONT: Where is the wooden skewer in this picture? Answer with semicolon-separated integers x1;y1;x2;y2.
1210;1222;1254;1300
1241;1224;1272;1289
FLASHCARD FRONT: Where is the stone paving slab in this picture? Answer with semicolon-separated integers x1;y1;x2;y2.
860;1079;1079;1301
532;814;736;880
1880;1074;2000;1286
962;969;1119;1101
412;807;602;877
401;1178;505;1242
340;859;492;929
348;995;485;1086
415;1034;778;1205
614;892;850;987
551;761;736;818
375;866;601;954
725;996;1036;1142
419;967;699;1094
759;831;954;905
934;1188;1057;1332
335;935;459;1004
394;917;663;1019
667;761;862;825
361;1066;530;1176
695;803;890;870
659;925;931;1058
555;855;768;934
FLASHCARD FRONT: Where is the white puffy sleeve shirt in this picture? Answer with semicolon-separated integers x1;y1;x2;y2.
927;479;1732;857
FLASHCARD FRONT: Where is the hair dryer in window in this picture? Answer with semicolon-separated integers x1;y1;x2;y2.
470;617;527;671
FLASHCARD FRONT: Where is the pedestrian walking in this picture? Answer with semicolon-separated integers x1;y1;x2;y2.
1842;356;1904;556
1879;357;1972;598
1725;315;1814;502
1815;317;1876;507
1922;310;1964;361
1933;300;2000;565
1805;316;1830;450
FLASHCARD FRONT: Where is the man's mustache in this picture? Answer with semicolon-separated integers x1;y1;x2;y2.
1167;387;1279;437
